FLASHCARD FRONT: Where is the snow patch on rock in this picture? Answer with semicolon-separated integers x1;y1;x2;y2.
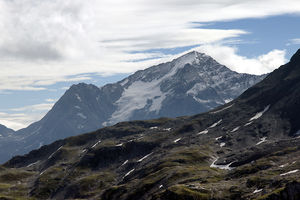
27;160;40;168
77;113;87;119
174;138;181;143
210;104;234;114
231;126;240;133
209;119;223;128
137;152;153;162
92;140;101;148
249;105;270;121
215;136;223;141
210;157;234;170
224;99;233;103
77;124;84;129
150;126;158;130
253;189;263;194
244;121;253;126
120;78;129;86
187;83;207;96
197;130;208;135
75;94;82;102
121;160;128;166
256;137;267;145
280;169;299;176
124;169;135;178
48;146;63;159
279;163;289;168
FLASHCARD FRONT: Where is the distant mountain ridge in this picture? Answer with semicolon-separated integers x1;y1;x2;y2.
0;124;15;137
2;49;300;200
0;51;266;163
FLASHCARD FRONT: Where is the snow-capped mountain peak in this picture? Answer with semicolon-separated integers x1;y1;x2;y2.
103;51;265;125
0;51;266;163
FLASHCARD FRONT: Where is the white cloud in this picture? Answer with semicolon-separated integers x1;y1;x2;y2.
45;98;57;103
0;112;41;131
287;38;300;45
0;0;299;92
0;103;54;130
193;45;287;75
258;50;287;72
10;103;54;112
0;0;299;129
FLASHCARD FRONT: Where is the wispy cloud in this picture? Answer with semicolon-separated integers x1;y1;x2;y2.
0;111;41;131
45;98;57;103
287;38;300;46
0;103;54;130
0;0;299;91
10;103;54;112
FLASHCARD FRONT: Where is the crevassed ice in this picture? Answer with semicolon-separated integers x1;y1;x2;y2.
107;80;167;125
106;53;200;126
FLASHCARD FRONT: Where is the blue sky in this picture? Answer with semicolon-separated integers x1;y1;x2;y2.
0;0;300;130
201;14;300;58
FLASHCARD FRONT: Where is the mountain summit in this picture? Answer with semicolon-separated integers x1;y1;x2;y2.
0;51;265;163
1;49;299;200
104;51;264;125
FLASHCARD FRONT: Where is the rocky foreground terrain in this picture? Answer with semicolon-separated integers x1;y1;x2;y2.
0;49;299;199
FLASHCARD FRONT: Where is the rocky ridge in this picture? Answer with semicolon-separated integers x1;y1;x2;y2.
0;51;265;163
0;49;299;199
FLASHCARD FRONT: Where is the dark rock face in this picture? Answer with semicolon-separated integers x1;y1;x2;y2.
263;181;300;200
239;49;300;135
0;51;265;163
